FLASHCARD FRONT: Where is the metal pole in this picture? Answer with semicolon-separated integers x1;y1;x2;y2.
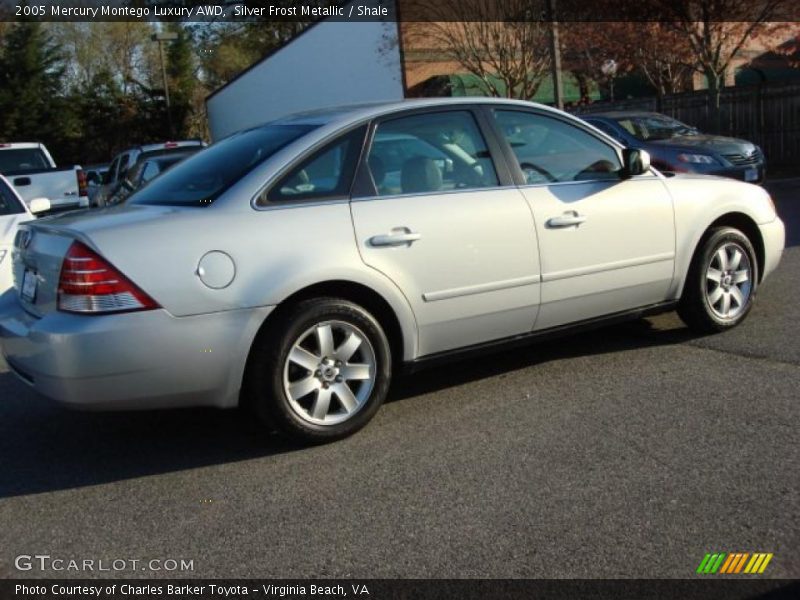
152;32;178;137
548;0;564;110
158;40;173;137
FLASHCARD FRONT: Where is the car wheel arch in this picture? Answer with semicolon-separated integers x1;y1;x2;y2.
240;280;410;407
676;211;765;300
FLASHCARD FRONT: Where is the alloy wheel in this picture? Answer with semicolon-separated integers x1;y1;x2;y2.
705;242;752;320
282;320;376;426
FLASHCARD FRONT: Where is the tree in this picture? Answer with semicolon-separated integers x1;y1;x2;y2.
658;0;793;130
561;22;694;101
166;23;197;137
404;0;552;99
629;24;694;97
0;21;70;152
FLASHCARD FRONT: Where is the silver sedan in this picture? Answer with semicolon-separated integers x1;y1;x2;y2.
0;99;785;442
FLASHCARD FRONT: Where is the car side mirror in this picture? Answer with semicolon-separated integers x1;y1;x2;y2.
28;197;51;215
622;148;651;178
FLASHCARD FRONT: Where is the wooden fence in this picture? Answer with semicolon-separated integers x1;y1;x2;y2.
575;82;800;166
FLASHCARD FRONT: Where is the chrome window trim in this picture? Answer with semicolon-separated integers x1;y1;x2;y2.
515;172;660;191
251;197;351;212
349;184;520;204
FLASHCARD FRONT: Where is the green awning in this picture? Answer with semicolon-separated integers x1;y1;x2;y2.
446;72;601;103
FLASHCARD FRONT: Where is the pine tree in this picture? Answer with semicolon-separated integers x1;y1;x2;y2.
166;23;196;138
0;22;67;147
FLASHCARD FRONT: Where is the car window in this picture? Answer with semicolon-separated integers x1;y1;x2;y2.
616;116;698;141
141;162;160;184
130;124;317;207
105;158;119;184
367;111;498;197
118;153;131;177
265;126;365;204
0;148;50;173
588;120;620;138
493;110;621;184
0;178;25;215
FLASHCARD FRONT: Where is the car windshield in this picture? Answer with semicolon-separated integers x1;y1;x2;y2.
614;116;698;141
129;124;317;207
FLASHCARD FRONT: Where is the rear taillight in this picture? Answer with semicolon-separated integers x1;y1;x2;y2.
77;169;88;197
58;241;159;314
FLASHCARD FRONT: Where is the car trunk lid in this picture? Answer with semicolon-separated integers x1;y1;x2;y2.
12;204;177;317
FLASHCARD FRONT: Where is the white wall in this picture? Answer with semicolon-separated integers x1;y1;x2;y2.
206;4;403;140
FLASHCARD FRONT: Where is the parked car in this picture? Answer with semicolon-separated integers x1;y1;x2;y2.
0;99;784;443
580;112;766;183
106;153;191;206
0;175;50;295
0;142;88;212
94;141;205;207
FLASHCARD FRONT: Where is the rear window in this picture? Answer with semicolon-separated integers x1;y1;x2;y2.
129;125;317;207
0;148;51;173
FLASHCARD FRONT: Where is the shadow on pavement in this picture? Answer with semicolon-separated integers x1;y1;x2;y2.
0;315;696;499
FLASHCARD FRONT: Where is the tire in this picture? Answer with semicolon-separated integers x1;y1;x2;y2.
677;226;759;333
245;297;392;443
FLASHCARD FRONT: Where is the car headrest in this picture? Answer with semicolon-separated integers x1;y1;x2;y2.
401;156;442;194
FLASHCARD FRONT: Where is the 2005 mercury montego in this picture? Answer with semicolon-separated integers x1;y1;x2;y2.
0;99;785;442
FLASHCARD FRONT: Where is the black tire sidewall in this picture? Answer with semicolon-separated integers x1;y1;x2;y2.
251;298;392;442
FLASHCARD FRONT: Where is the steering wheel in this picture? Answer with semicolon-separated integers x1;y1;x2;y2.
520;162;556;184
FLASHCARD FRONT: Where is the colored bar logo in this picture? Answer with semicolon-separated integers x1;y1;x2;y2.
697;552;773;574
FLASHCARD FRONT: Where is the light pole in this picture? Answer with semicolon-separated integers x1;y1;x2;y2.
601;59;618;102
151;31;178;136
547;0;564;110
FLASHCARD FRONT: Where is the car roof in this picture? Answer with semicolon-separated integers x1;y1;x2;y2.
263;98;563;130
582;111;671;120
137;140;204;153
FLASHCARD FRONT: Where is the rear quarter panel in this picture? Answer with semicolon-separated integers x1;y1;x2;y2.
82;203;420;361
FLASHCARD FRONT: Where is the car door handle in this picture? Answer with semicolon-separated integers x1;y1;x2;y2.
546;211;587;228
369;229;422;247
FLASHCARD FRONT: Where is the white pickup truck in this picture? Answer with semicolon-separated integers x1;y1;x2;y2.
0;142;88;213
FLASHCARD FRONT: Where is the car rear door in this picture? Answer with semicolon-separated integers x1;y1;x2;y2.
350;107;541;357
486;107;675;330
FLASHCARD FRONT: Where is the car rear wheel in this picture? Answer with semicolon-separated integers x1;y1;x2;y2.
246;298;392;443
677;226;758;333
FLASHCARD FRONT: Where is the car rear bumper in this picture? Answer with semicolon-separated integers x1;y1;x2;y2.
0;295;273;409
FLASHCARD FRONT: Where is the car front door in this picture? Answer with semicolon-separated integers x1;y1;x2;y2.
488;108;676;330
350;108;541;357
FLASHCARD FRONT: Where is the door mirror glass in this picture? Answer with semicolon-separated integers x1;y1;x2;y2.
622;148;651;178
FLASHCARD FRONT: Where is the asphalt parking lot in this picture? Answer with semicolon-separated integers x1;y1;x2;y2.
0;179;798;580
